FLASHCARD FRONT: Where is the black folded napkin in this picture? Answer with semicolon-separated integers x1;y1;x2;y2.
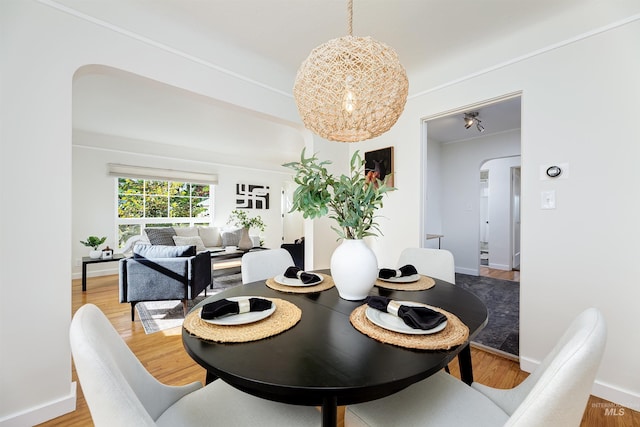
201;297;272;320
378;264;418;280
284;266;321;284
366;296;447;330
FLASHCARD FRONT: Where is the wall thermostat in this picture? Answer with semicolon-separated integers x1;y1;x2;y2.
546;165;562;178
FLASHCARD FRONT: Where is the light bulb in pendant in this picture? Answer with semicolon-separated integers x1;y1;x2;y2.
343;90;356;114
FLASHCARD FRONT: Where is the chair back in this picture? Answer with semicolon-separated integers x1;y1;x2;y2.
241;248;295;284
70;304;194;426
398;248;456;283
505;308;607;426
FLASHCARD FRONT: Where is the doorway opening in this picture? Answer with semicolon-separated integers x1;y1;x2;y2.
422;93;521;277
478;158;521;282
480;170;489;266
422;93;522;356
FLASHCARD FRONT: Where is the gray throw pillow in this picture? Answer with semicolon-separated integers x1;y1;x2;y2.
145;227;177;246
221;228;243;247
133;244;195;259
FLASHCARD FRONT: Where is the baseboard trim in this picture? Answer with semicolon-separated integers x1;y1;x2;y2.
590;382;640;412
520;356;639;410
455;266;478;276
0;382;76;426
471;341;519;362
488;263;510;271
72;266;118;280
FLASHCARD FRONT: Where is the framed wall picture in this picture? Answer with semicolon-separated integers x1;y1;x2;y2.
101;248;113;259
364;147;394;186
236;183;270;209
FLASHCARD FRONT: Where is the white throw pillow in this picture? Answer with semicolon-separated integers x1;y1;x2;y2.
198;226;221;247
172;235;206;253
121;234;150;254
133;244;195;258
173;226;200;237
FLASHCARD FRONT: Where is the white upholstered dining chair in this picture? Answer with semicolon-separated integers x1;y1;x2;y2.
345;307;606;427
241;248;295;284
398;247;456;283
70;304;319;426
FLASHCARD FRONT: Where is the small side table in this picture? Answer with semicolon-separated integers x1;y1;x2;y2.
426;234;444;249
82;254;125;292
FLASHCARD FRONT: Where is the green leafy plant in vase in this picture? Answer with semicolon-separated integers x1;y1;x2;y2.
283;149;395;300
227;210;266;250
81;236;107;259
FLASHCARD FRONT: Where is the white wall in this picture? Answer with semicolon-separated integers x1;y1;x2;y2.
440;130;521;275
424;134;443;249
482;156;522;271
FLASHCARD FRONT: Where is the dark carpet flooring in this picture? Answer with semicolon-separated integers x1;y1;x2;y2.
455;273;519;356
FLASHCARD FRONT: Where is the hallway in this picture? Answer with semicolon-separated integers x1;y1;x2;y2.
480;266;519;282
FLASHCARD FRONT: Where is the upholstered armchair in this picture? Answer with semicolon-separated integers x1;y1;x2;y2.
119;245;211;321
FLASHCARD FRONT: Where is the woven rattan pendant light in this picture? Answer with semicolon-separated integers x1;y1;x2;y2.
293;0;408;142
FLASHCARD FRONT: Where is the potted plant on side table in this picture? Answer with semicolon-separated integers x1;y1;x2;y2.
80;236;107;259
227;210;266;251
283;149;395;300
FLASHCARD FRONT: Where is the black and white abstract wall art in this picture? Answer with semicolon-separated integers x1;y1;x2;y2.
236;183;270;209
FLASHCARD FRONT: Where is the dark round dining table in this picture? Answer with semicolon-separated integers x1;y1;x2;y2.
182;270;487;427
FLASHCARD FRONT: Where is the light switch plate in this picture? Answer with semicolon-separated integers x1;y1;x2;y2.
541;190;556;209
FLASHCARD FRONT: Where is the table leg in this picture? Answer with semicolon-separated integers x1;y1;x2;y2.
82;261;88;292
458;344;474;385
205;370;218;385
321;396;338;427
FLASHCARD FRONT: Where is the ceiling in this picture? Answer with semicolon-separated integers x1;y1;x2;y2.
59;0;590;88
73;67;306;169
64;0;600;159
426;97;521;144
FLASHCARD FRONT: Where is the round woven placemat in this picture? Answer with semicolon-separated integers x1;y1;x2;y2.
349;304;469;350
265;273;335;294
375;275;436;291
183;298;301;343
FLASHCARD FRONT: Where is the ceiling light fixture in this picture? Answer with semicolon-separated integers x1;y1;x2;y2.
464;112;485;132
293;0;409;142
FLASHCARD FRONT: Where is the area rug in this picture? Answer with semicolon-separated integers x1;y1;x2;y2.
455;273;519;356
136;273;243;334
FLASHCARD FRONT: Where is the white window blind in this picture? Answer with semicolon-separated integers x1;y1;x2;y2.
108;163;218;185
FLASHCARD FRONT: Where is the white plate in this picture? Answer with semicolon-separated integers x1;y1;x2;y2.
200;296;275;325
377;273;421;283
365;301;447;335
274;273;323;287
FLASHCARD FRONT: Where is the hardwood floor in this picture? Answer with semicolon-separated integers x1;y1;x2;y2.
480;266;520;282
38;275;638;426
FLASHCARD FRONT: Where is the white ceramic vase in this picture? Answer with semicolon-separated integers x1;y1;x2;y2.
330;239;378;301
238;227;254;250
89;250;102;259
